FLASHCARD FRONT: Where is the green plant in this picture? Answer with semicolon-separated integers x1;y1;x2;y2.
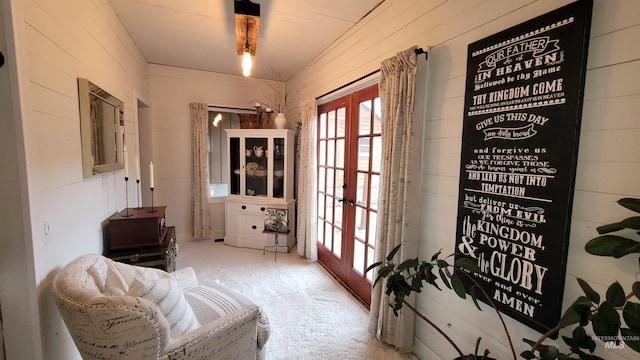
521;197;640;360
367;245;517;359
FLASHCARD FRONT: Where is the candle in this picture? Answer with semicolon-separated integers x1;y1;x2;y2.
123;150;129;178
149;161;155;189
135;155;141;181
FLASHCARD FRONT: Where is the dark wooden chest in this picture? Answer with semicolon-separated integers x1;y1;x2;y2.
108;206;167;249
105;226;177;272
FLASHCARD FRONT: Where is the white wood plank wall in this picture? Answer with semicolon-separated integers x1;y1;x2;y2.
4;0;638;358
289;0;640;359
10;0;149;358
146;64;276;240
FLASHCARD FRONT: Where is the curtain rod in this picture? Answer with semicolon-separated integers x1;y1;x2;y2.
316;69;379;100
316;47;427;100
207;105;255;113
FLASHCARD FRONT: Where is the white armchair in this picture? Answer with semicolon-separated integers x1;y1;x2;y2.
53;254;269;359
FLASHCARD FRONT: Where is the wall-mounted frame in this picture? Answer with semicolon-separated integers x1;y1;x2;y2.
454;0;592;334
78;78;124;178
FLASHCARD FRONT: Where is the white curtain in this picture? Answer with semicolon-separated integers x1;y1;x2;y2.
368;47;420;352
190;102;210;239
296;97;318;260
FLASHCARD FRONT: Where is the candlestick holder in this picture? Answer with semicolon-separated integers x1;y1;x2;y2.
134;179;143;209
122;177;133;217
148;187;158;213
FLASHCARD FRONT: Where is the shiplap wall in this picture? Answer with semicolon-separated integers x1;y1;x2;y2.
4;0;639;358
289;0;640;359
4;0;149;358
145;64;278;239
0;0;42;358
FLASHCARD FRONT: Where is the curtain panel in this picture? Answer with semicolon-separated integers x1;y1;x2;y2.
190;102;210;239
368;47;420;352
296;97;318;260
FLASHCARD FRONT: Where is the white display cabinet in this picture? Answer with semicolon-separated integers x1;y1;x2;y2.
224;129;295;251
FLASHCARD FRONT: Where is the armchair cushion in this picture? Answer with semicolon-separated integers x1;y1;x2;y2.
127;277;200;338
184;281;270;349
54;254;269;359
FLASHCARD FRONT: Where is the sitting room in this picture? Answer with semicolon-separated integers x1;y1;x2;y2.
1;0;639;359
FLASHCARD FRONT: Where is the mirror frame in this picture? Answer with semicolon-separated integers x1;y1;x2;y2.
78;78;125;178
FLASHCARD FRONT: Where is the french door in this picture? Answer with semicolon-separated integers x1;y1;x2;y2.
316;84;381;306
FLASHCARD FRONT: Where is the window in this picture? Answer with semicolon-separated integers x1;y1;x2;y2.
208;111;242;198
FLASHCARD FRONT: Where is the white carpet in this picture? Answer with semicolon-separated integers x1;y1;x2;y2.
178;240;418;360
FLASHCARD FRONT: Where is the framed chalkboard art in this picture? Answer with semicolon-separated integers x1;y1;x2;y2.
454;0;592;334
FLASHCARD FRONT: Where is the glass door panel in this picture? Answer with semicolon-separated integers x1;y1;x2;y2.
350;92;381;287
245;137;268;197
317;102;346;261
230;137;240;195
316;83;380;306
273;137;285;198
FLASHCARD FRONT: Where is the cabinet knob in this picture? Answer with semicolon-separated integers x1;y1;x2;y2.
242;205;247;210
261;207;266;211
252;225;257;230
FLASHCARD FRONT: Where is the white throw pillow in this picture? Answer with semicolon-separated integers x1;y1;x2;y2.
127;277;200;338
87;258;129;295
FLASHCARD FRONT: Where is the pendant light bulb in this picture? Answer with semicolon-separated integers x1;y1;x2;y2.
242;47;252;77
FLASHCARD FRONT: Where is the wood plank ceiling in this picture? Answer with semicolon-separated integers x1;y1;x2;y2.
108;0;383;80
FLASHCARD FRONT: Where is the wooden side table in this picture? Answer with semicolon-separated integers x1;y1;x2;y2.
108;206;167;249
262;230;290;261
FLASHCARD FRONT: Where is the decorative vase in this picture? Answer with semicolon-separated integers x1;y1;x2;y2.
274;113;286;129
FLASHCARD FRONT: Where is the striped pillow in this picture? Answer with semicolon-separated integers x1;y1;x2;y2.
127;277;200;338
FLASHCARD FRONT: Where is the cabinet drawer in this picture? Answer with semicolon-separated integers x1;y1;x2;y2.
238;203;268;213
239;213;266;242
225;197;295;250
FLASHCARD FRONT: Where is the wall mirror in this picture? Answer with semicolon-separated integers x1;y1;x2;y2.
78;78;124;178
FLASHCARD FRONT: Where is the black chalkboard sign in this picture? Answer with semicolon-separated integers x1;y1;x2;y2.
454;0;592;334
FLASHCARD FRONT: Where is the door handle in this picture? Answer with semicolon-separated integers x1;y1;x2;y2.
337;197;355;206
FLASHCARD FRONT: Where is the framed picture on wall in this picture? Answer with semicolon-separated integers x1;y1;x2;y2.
454;0;593;334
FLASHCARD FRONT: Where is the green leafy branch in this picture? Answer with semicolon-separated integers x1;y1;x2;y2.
521;198;640;359
368;244;516;359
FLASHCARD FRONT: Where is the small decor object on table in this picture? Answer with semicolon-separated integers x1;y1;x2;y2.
134;154;142;209
262;208;289;261
263;208;288;233
273;113;286;129
262;75;288;129
122;149;133;217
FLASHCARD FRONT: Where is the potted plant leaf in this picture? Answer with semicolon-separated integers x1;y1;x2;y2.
367;245;517;359
521;197;640;359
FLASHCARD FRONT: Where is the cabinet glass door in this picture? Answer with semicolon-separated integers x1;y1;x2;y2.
272;137;285;198
245;137;268;197
230;137;240;195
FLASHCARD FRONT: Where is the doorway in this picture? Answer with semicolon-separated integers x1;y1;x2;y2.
316;84;381;305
